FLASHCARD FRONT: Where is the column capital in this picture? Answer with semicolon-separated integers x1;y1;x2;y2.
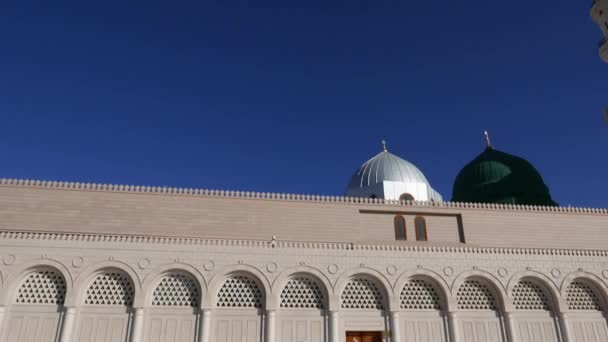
63;306;78;313
132;307;145;314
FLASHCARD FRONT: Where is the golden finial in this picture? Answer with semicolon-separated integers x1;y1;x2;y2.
381;139;388;152
484;131;492;149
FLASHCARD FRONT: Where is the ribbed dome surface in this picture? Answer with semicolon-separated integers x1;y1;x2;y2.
452;147;557;206
348;151;429;188
345;150;442;201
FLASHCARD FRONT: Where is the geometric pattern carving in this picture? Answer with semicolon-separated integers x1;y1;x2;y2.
456;279;498;311
566;280;602;311
217;275;263;308
152;273;200;307
513;280;551;311
84;271;134;306
400;278;442;310
280;276;324;309
341;278;385;310
15;270;66;305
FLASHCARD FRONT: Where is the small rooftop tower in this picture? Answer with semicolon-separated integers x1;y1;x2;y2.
591;0;608;63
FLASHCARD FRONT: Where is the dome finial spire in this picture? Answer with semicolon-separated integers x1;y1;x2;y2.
381;139;388;152
484;131;492;149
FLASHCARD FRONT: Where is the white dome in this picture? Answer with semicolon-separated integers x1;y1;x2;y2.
345;150;442;202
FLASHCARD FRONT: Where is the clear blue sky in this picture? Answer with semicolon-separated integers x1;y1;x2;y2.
0;0;606;207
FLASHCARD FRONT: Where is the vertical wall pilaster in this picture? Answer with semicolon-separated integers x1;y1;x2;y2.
130;307;145;342
389;311;401;342
59;306;77;342
265;310;276;342
0;306;6;340
447;312;460;342
558;312;572;342
329;310;340;342
504;312;518;342
198;309;212;342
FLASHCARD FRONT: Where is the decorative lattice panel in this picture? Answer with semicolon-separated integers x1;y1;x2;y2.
85;271;134;306
566;281;602;311
217;275;263;308
152;273;200;307
280;276;324;309
15;270;66;305
341;278;385;310
513;280;552;311
456;280;498;310
400;279;442;310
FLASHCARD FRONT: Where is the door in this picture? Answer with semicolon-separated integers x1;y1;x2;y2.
346;331;382;342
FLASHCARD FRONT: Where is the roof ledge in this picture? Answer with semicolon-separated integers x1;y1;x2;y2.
1;178;606;215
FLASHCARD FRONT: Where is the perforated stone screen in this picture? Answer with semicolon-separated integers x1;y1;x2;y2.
400;279;442;310
152;273;200;307
217;275;263;308
280;276;324;309
513;280;552;311
15;270;66;305
566;280;602;311
85;271;135;306
341;278;385;310
456;279;498;311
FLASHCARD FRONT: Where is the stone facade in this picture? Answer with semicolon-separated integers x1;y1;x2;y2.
1;179;608;342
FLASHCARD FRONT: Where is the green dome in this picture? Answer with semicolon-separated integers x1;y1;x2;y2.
452;147;557;206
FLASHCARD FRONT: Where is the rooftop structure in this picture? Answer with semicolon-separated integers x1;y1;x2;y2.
345;141;442;202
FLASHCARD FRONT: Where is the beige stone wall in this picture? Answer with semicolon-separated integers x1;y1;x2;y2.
0;182;607;250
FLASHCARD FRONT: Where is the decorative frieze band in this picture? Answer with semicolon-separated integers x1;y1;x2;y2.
1;229;607;258
1;178;607;215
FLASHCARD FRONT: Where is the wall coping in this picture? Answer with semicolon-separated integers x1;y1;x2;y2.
1;229;607;258
1;178;607;215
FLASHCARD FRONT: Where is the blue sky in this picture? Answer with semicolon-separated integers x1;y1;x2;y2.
0;0;606;207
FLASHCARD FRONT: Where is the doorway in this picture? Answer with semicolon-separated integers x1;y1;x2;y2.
346;331;382;342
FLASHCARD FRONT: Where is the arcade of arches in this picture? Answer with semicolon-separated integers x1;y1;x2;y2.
2;264;608;342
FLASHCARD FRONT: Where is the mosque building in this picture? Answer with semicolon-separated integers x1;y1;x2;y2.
0;135;607;342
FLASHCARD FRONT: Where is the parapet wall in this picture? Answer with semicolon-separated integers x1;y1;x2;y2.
1;178;607;250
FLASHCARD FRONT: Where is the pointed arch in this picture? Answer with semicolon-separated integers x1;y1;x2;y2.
451;270;508;312
207;264;271;309
272;266;332;310
142;262;207;308
335;268;392;311
2;261;72;342
560;271;608;304
73;260;141;307
507;271;563;312
1;259;73;306
394;269;451;311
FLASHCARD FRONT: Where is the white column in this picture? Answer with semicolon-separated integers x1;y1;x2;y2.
130;307;145;342
447;311;460;342
389;311;401;342
0;306;6;340
265;310;276;342
198;309;212;342
558;312;572;342
329;310;340;342
504;312;518;342
59;306;77;342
